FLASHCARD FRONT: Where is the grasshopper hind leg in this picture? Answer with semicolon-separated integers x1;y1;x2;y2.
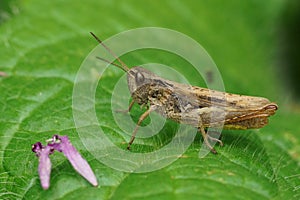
206;131;224;146
198;126;223;154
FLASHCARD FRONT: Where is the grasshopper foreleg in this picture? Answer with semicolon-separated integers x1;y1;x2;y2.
127;105;157;150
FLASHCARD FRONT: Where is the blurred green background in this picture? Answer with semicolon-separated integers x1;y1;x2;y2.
0;0;299;199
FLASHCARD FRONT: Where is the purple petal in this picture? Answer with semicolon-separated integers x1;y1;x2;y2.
38;145;52;190
58;136;98;186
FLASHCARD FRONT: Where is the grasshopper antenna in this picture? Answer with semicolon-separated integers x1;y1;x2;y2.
96;56;124;69
90;32;130;72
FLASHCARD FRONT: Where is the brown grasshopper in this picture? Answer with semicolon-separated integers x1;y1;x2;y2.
90;32;278;154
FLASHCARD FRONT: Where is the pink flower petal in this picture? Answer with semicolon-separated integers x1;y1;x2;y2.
58;136;98;187
37;145;52;190
32;135;98;189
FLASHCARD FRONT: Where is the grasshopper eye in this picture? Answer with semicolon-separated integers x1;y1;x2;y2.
135;72;145;83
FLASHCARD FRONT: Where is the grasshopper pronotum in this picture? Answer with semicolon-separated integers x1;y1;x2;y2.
90;32;278;154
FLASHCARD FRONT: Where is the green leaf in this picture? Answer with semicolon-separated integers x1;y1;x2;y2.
1;0;299;200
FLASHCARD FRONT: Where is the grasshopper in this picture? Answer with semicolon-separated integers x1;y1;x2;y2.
90;32;278;154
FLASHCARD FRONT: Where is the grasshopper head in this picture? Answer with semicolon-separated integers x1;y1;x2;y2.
127;66;156;95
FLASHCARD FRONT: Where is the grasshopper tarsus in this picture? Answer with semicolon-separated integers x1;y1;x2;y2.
210;148;217;154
